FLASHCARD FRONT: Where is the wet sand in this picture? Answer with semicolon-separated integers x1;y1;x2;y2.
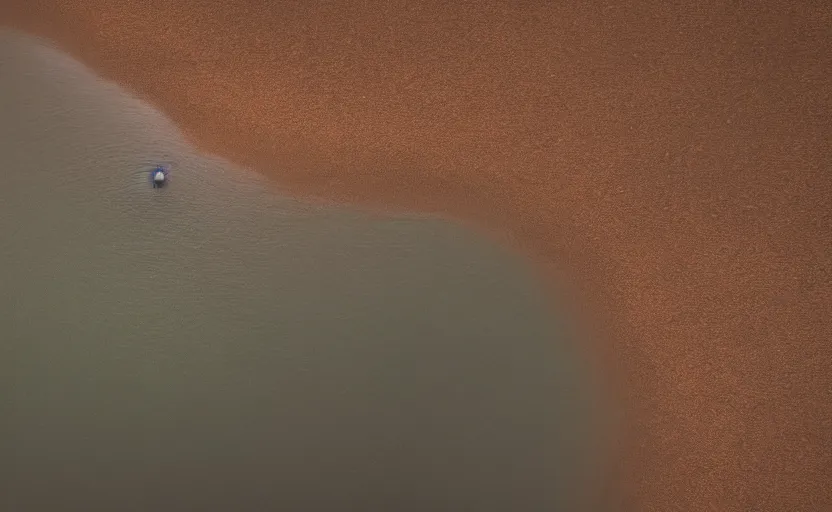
3;1;831;510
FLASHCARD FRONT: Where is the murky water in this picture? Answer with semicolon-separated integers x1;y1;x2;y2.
0;30;602;511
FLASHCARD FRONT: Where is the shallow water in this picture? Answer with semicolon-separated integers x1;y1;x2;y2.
0;30;602;511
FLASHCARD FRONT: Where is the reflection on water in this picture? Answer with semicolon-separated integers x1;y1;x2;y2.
0;30;602;511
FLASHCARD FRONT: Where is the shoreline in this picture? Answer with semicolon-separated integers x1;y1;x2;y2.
3;2;831;510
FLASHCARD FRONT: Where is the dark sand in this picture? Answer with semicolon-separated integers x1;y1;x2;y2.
3;1;831;510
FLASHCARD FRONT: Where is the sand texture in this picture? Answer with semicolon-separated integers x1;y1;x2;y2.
3;1;831;510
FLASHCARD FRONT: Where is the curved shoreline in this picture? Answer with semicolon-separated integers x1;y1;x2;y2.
3;2;831;510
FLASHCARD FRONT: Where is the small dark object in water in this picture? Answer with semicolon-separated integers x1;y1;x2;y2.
150;165;168;188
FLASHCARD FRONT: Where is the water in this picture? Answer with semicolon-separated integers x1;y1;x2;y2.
0;30;602;511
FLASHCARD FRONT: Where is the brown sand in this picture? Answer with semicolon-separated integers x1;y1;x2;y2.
3;1;830;510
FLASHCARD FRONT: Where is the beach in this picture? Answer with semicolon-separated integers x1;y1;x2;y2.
3;1;831;510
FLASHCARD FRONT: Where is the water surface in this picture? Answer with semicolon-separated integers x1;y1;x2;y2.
0;30;602;511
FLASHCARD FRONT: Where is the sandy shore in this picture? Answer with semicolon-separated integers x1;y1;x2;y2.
3;1;830;510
